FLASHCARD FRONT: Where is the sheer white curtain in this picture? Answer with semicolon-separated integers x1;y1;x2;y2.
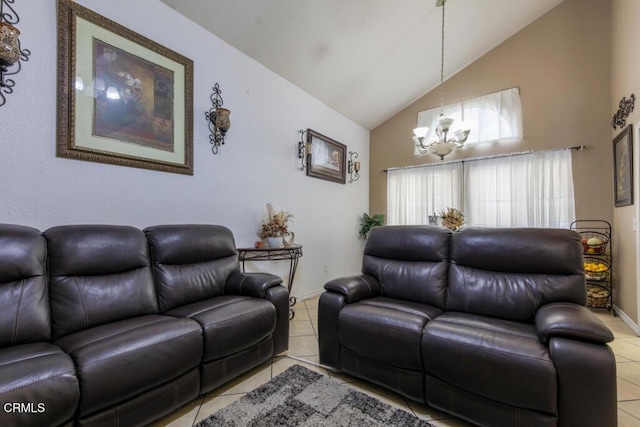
464;149;575;228
387;149;575;228
387;162;463;225
415;87;523;155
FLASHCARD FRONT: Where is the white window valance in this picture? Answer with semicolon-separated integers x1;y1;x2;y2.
415;87;523;155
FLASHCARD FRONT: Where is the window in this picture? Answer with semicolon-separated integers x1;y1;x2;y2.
415;87;523;155
387;162;462;225
387;148;575;229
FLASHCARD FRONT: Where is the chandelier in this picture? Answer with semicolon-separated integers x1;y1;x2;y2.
413;0;470;160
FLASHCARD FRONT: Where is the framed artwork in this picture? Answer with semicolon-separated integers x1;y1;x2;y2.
306;129;346;184
613;124;633;207
56;0;194;175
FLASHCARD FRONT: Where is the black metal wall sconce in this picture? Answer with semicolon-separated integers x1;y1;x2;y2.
205;83;231;154
297;129;311;171
347;151;360;183
0;0;30;107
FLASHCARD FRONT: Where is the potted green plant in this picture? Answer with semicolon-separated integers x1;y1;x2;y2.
260;203;294;248
359;213;385;239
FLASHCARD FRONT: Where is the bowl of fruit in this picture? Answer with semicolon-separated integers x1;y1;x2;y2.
583;258;610;281
579;231;608;254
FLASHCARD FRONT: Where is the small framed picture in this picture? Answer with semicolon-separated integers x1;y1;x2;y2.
613;124;633;207
56;0;194;175
306;129;346;184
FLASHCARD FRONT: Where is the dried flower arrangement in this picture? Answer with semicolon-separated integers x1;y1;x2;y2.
260;203;294;239
440;207;465;231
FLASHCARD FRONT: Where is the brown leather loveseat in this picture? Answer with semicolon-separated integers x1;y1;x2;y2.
319;225;616;427
0;223;289;427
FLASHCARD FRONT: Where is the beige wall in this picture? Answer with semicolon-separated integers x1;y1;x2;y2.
372;0;640;323
370;0;626;317
611;0;640;324
370;0;612;228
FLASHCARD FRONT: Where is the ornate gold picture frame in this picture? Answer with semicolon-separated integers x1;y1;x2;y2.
56;0;194;175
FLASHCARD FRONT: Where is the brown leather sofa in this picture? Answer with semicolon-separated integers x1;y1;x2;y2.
0;224;289;427
319;225;616;427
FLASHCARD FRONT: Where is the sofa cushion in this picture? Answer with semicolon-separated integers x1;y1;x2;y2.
145;225;240;312
0;342;79;427
166;295;276;361
363;226;450;307
0;224;50;347
339;297;442;371
54;314;202;418
447;227;585;322
45;225;159;339
422;312;557;415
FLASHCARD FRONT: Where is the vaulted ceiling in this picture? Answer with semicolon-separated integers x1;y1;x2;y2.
159;0;565;130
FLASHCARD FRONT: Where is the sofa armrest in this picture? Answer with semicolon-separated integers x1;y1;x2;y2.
535;302;614;345
324;274;380;303
549;337;617;426
265;285;289;355
225;272;283;298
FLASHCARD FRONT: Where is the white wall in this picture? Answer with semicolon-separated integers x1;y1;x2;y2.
0;0;369;300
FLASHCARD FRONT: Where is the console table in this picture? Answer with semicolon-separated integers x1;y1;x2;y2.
236;245;303;319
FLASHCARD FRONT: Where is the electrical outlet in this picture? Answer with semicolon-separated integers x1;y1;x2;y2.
633;217;637;232
323;263;329;273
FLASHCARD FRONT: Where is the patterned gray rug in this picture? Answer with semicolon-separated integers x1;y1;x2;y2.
195;364;433;427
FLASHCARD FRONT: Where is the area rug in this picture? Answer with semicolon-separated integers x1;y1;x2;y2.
195;364;433;427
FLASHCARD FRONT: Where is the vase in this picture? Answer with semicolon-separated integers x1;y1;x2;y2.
283;232;295;247
267;236;283;248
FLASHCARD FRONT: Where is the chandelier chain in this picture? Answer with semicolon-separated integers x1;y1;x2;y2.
439;0;445;116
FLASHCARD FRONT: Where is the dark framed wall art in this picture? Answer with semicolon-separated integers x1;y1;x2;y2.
613;124;633;207
56;0;194;175
306;129;346;184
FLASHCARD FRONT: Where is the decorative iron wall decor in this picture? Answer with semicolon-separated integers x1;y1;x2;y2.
56;0;194;175
0;0;31;107
347;151;360;183
612;94;635;130
297;129;310;172
205;83;230;154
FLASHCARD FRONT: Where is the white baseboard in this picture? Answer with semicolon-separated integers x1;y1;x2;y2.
613;305;640;335
294;288;324;303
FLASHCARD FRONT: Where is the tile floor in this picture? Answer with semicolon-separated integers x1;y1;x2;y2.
152;297;640;427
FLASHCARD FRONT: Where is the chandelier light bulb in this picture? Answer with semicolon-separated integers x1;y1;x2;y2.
413;127;429;139
437;117;453;133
